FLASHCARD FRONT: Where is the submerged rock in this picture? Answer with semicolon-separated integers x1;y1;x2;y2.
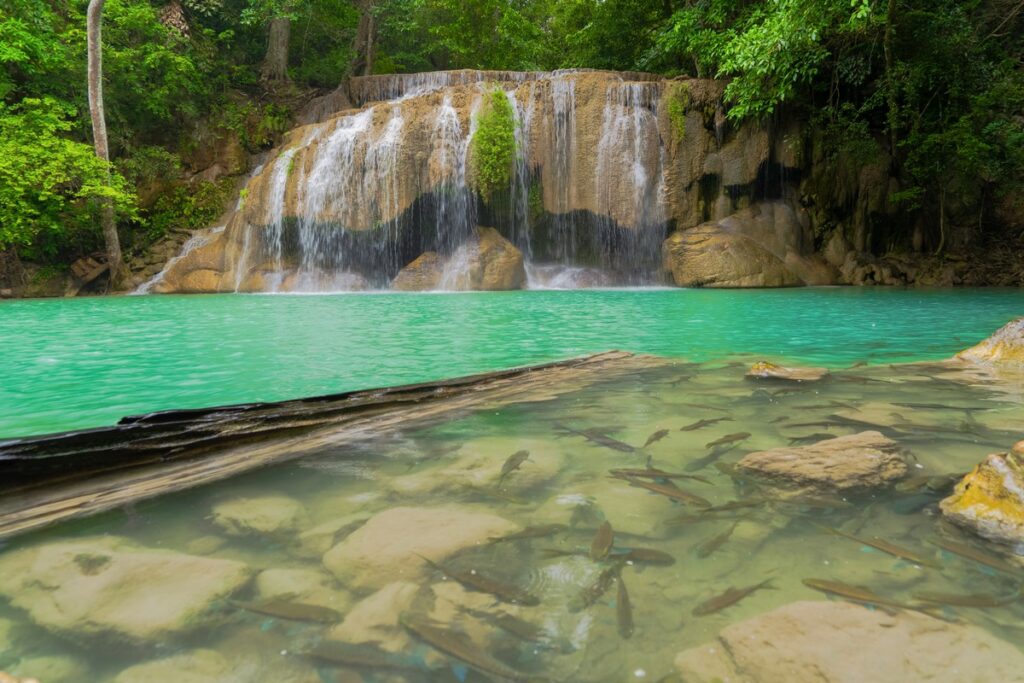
114;649;230;683
9;656;87;683
0;537;250;643
0;675;37;683
737;431;906;491
321;505;518;589
211;495;308;538
674;600;1024;683
326;581;421;652
940;451;1024;547
957;317;1024;365
254;567;353;613
662;203;835;288
746;361;829;382
392;227;526;291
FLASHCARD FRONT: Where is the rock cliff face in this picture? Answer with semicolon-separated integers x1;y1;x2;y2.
150;69;887;293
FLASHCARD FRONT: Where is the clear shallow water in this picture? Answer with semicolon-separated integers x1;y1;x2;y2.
1;288;1022;438
1;360;1022;682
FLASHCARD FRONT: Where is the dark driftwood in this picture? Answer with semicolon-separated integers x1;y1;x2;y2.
0;351;656;539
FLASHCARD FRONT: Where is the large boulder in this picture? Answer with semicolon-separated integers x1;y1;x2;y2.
663;202;836;288
392;227;526;291
957;317;1024;365
321;505;518;589
737;431;907;492
211;495;308;538
940;451;1024;547
674;600;1024;683
0;537;251;643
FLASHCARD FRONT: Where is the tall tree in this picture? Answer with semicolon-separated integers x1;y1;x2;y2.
86;0;126;288
351;0;377;77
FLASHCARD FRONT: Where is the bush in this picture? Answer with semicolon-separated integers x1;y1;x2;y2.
470;86;516;197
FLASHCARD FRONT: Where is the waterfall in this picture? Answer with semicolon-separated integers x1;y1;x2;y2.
548;74;579;264
429;95;477;256
508;84;537;259
133;226;224;294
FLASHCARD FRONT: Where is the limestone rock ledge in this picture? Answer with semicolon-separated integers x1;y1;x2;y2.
391;227;526;291
663;202;837;288
957;317;1024;365
675;600;1024;683
940;451;1024;548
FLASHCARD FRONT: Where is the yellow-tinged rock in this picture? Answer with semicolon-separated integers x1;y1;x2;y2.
940;451;1024;547
956;317;1024;364
746;361;829;382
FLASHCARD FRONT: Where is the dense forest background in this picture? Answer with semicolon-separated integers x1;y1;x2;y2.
1;0;1022;276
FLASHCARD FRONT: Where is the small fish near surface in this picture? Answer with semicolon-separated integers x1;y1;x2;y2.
400;614;541;683
684;443;739;472
488;524;568;544
705;432;752;449
417;555;540;606
821;527;942;569
571;561;624;612
643;429;671;448
787;433;837;446
927;537;1023;575
460;606;545;642
695;521;739;558
305;639;420;670
554;423;636;453
228;598;341;624
497;450;530;486
615;547;676;566
617;574;634;639
680;417;733;432
692;580;773;616
702;498;766;514
609;468;713;485
912;590;1022;609
802;578;936;616
621;476;712;508
591;521;615;561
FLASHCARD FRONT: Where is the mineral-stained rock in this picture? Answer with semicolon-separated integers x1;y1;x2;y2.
957;317;1024;365
211;495;308;538
321;505;518;589
663;202;836;288
0;537;250;643
674;600;1024;683
940;451;1024;547
746;361;829;382
737;431;906;491
392;228;526;292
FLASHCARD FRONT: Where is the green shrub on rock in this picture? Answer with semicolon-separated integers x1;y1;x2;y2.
471;87;516;197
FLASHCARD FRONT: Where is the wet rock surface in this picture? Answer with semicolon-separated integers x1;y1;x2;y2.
940;451;1024;547
675;600;1024;683
391;227;526;291
957;317;1024;365
321;505;518;589
0;537;250;643
737;431;907;491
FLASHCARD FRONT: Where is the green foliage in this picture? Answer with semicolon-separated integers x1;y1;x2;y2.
471;87;516;197
666;82;690;141
143;179;234;242
0;98;136;253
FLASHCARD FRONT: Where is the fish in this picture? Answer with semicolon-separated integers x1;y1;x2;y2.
608;468;713;485
705;432;751;449
460;607;545;642
590;521;614;561
305;640;420;670
622;476;712;508
802;579;935;616
695;522;738;558
498;450;531;485
488;524;568;544
892;402;990;411
643;429;670;448
417;555;540;606
692;580;773;616
684;443;738;472
400;614;540;682
571;562;624;612
617;574;634;639
768;416;789;424
702;498;766;513
228;599;341;623
680;417;733;432
927;537;1022;575
913;590;1022;608
821;527;941;569
787;433;836;446
615;547;676;566
553;423;637;453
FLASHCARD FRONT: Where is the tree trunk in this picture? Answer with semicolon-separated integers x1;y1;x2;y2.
87;0;126;290
352;0;376;77
261;17;291;82
883;0;899;162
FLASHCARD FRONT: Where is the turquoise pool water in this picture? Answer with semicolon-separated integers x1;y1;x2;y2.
1;287;1020;438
